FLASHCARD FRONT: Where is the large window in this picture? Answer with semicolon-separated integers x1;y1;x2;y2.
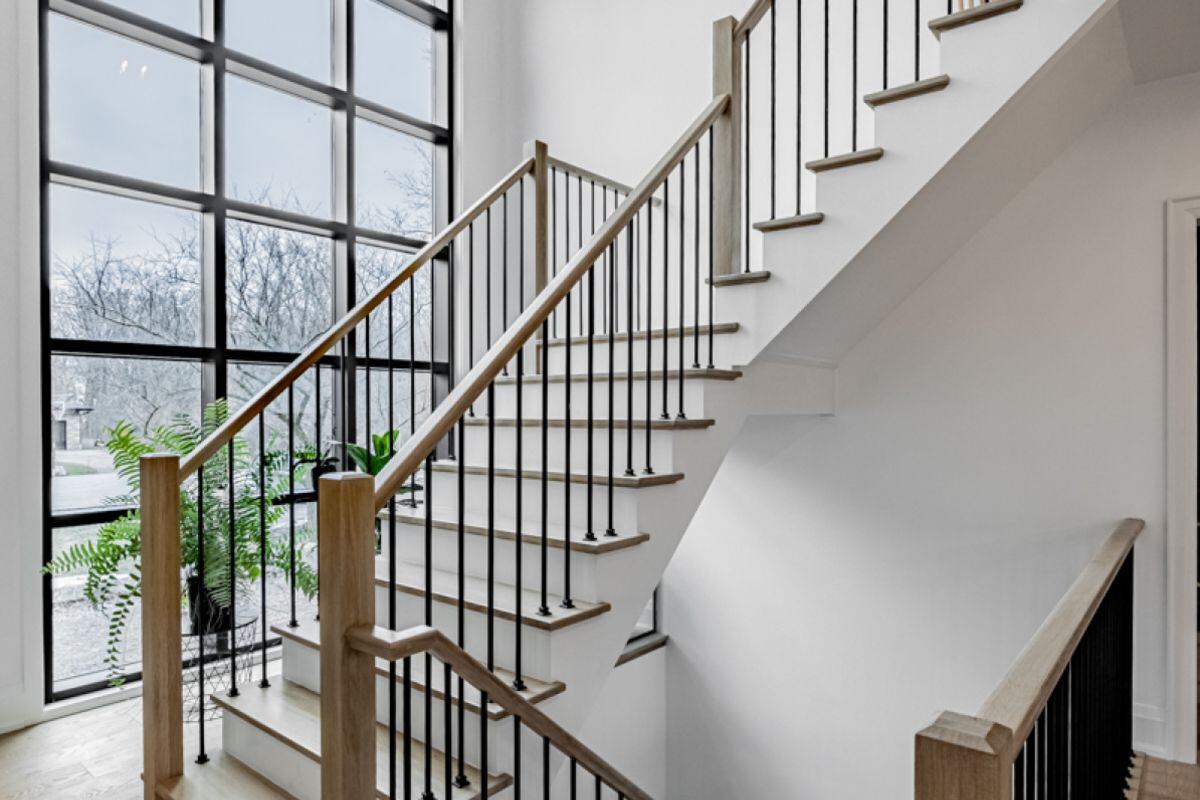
40;0;453;701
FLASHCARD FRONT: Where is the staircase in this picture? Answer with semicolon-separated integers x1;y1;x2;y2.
134;0;1131;797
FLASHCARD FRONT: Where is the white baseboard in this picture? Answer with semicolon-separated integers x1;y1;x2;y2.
1134;703;1168;757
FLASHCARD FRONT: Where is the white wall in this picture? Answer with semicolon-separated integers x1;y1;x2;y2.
663;69;1200;797
574;648;667;798
0;0;47;733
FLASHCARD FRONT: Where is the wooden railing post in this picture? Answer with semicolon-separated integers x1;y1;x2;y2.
527;139;550;294
712;16;742;277
140;453;183;799
318;472;377;799
915;712;1013;800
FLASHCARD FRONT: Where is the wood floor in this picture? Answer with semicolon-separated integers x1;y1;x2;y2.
0;695;225;799
1131;753;1200;799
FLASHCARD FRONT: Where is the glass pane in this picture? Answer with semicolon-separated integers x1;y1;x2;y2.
49;14;201;189
50;523;144;687
227;76;332;218
356;118;434;239
50;185;201;345
50;355;202;514
107;0;199;34
226;219;333;352
227;0;332;82
356;0;434;120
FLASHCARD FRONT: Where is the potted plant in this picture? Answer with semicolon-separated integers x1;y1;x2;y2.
295;443;339;492
341;430;423;548
43;399;319;685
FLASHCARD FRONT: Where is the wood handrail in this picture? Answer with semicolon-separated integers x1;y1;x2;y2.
372;93;732;509
348;624;653;800
734;0;772;39
177;156;535;480
976;518;1143;746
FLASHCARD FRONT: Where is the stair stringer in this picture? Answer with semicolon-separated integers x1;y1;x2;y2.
728;0;1128;366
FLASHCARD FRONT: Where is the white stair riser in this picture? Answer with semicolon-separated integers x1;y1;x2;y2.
459;424;680;474
489;376;710;419
425;471;649;535
223;711;323;800
542;334;728;373
282;640;505;771
375;583;569;680
383;520;604;602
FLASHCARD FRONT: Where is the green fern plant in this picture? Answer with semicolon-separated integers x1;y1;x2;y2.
43;399;318;685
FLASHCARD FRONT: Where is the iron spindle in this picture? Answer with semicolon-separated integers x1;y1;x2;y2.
539;320;551;617
514;349;526;690
514;717;523;799
257;414;269;688
226;440;237;698
625;220;635;478
444;662;453;798
914;0;921;82
455;416;469;787
468;225;475;415
542;737;550;800
195;466;208;764
824;0;830;157
502;193;509;376
586;246;596;542
852;0;858;152
744;34;752;272
607;238;617;537
287;384;296;627
693;142;701;369
406;277;418;504
404;655;413;800
552;167;558;337
771;0;777;218
563;256;574;609
578;175;584;336
480;687;489;798
708;131;716;369
659;178;669;424
883;0;890;90
571;756;578;799
424;452;434;800
677;161;686;418
487;385;496;668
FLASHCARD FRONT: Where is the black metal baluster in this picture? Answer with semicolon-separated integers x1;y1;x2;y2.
586;254;596;542
514;717;523;799
388;295;398;800
852;0;858;152
659;177;668;425
487;207;493;357
423;451;434;800
771;0;777;218
824;0;830;158
502;193;509;376
542;737;550;800
607;237;617;538
708;131;716;370
479;683;489;798
454;416;469;788
570;757;578;799
226;440;238;698
514;350;527;690
563;207;575;609
577;175;584;337
487;384;496;672
625;220;635;479
883;0;890;90
257;413;269;688
195;465;209;764
403;655;412;800
914;0;921;83
677;161;687;419
539;319;551;617
796;0;804;214
744;33;752;272
595;774;602;800
405;276;418;505
551;166;559;338
314;365;320;616
287;385;297;628
693;142;701;369
469;224;475;414
443;662;452;798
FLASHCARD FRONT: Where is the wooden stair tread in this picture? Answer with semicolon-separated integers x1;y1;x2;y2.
429;462;685;489
463;416;715;431
542;322;740;347
377;560;612;632
864;74;951;107
493;367;742;384
272;619;566;720
379;509;651;554
156;750;290;799
707;271;770;287
753;212;825;233
212;681;510;800
929;0;1023;37
806;147;884;173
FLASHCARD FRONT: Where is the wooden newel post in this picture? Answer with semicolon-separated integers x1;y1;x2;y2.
318;472;377;799
526;138;550;295
914;712;1013;800
712;15;742;277
140;453;183;799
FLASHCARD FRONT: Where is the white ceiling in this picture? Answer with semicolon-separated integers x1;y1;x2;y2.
1119;0;1200;84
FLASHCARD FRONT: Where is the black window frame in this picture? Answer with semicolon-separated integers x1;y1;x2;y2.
38;0;456;703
